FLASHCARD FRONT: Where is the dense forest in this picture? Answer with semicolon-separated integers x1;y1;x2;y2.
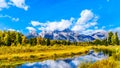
0;30;119;46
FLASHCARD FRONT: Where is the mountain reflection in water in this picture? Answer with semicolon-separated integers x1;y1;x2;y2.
17;50;108;68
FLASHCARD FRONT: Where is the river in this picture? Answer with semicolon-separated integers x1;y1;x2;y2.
16;50;108;68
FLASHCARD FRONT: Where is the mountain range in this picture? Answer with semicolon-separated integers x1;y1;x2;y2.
26;29;107;42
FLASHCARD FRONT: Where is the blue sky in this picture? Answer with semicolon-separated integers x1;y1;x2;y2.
0;0;120;35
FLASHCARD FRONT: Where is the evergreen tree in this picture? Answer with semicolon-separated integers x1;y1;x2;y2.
111;34;116;45
41;39;46;45
0;36;1;45
62;40;67;45
111;32;119;45
67;40;70;45
8;31;17;44
101;38;108;46
115;32;119;45
4;34;11;46
108;32;113;45
93;39;101;45
29;38;37;46
22;36;27;45
46;38;50;46
36;37;42;45
0;31;2;45
15;33;22;44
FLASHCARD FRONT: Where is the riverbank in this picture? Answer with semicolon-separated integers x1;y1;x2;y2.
1;45;120;68
0;45;91;67
79;45;120;68
18;49;107;68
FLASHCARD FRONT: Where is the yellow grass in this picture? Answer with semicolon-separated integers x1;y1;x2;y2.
0;45;92;67
79;45;120;68
2;45;120;68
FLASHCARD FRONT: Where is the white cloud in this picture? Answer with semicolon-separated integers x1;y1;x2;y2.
26;9;119;36
109;27;120;33
102;26;106;29
82;29;93;34
76;9;94;25
46;19;72;31
0;0;9;10
85;22;97;28
38;18;73;31
8;28;15;31
0;14;19;22
8;28;20;32
12;17;19;22
72;9;98;32
30;9;99;34
94;29;107;33
31;21;41;26
9;0;28;11
109;27;120;38
10;0;28;11
82;27;120;36
82;29;107;35
26;27;36;32
0;0;28;11
95;26;98;29
31;9;101;35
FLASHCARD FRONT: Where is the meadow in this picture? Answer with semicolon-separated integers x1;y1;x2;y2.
0;45;91;67
1;45;120;68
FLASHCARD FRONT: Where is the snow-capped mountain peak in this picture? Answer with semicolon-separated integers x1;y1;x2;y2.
38;29;106;42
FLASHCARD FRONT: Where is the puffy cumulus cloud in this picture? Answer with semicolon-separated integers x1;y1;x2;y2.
0;14;19;22
71;25;85;32
72;9;98;32
10;0;29;11
38;18;73;31
76;9;94;25
0;0;28;11
31;21;41;26
32;9;100;34
86;22;97;27
46;19;72;31
26;27;36;32
0;0;9;10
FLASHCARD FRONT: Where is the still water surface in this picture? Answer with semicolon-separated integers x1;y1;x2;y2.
17;50;108;68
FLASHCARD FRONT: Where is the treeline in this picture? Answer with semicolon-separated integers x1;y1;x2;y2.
93;32;120;45
0;30;120;46
0;30;25;46
0;30;78;46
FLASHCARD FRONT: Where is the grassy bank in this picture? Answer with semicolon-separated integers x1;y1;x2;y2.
79;45;120;68
2;45;120;68
0;45;92;67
